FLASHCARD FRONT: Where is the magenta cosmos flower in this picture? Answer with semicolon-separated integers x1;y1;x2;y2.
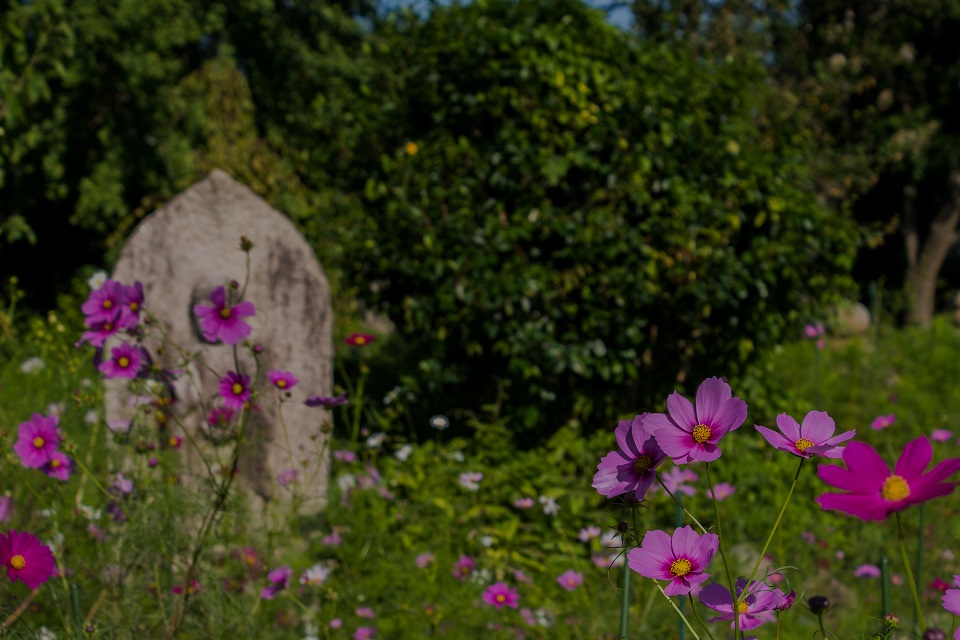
452;555;475;581
43;452;73;482
817;436;960;521
98;343;144;379
644;377;748;463
941;576;960;634
260;565;292;599
81;280;126;324
482;582;520;609
557;570;584;591
78;310;122;348
305;393;348;408
345;333;375;347
700;579;778;630
627;526;719;596
267;370;298;390
755;411;854;459
219;371;252;410
593;413;666;501
120;281;144;327
13;413;61;469
0;530;56;589
193;286;256;345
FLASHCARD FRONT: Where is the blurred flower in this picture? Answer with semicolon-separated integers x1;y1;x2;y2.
323;532;343;547
932;429;952;443
755;411;854;459
644;377;748;464
804;323;825;338
276;469;297;486
658;466;698;496
87;271;108;290
923;629;947;640
267;370;298;390
301;563;331;586
78;310;122;348
930;577;951;593
871;414;896;430
120;281;144;326
817;436;960;521
19;357;45;374
807;595;830;614
305;393;349;408
801;531;816;545
480;536;494;547
14;413;61;469
512;497;534;509
538;496;560;515
458;472;483;491
452;555;476;581
365;433;385;448
395;444;413;462
0;529;56;589
356;607;375;618
43;452;73;482
334;450;356;463
84;410;98;425
627;526;719;596
482;582;520;609
593;413;665;502
415;553;434;568
430;415;449;430
330;619;342;628
700;579;777;630
345;333;375;347
708;482;736;501
0;496;11;522
556;570;583;591
591;552;625;569
193;286;255;345
854;564;881;578
219;372;252;410
513;569;532;584
171;580;201;595
942;576;960;618
405;141;419;155
578;526;602;542
260;566;292;599
337;474;356;492
110;473;133;495
353;627;376;640
883;613;900;629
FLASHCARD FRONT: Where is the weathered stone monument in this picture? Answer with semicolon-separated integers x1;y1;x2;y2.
105;169;332;515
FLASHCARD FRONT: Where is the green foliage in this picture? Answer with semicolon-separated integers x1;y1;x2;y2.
348;0;858;437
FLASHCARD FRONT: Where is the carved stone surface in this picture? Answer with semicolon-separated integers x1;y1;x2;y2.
105;169;332;514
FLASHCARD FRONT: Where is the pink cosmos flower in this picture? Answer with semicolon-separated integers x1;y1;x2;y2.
593;413;666;501
0;529;56;589
817;436;960;521
513;497;535;509
645;377;748;464
700;579;778;630
81;280;126;324
482;582;520;609
330;619;343;628
932;429;953;443
267;370;298;390
120;281;144;327
854;564;881;578
871;414;896;430
356;607;375;618
193;286;256;345
345;333;375;347
207;407;235;427
658;466;698;496
334;450;356;462
353;627;376;640
305;393;349;408
260;565;292;599
0;497;11;523
416;553;434;568
941;576;960;627
42;452;73;481
98;343;144;379
578;526;602;542
804;323;825;338
78;310;122;348
276;469;297;486
219;371;252;410
755;411;854;459
452;555;476;581
13;413;61;469
323;531;343;546
707;482;736;501
627;526;719;596
557;570;584;591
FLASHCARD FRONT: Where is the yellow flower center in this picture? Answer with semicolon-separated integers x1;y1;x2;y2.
104;323;113;331
882;474;910;502
51;459;61;468
669;558;692;577
33;437;45;449
633;455;653;474
169;437;178;446
692;424;711;444
219;307;232;319
231;383;243;395
354;336;367;345
118;356;130;368
737;601;749;614
495;594;506;603
129;302;139;312
103;300;113;309
276;379;287;388
795;438;815;452
10;555;25;570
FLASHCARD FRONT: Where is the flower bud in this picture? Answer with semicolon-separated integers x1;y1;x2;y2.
923;629;946;640
240;236;254;252
807;595;830;615
883;613;900;629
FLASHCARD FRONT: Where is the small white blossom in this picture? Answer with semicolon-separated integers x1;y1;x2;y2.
394;444;413;462
84;410;99;425
87;270;108;291
480;535;494;548
538;495;560;515
37;627;58;640
365;432;385;448
430;414;450;430
19;357;45;374
446;451;465;462
458;472;483;491
337;473;357;492
300;563;332;586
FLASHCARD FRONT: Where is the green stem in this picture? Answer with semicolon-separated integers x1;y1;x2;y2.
619;560;630;640
686;593;718;640
816;612;826;638
656;477;708;534
743;458;804;591
705;462;739;639
651;581;700;640
896;512;926;632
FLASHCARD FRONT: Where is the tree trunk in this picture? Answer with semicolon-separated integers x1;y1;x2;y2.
904;169;960;327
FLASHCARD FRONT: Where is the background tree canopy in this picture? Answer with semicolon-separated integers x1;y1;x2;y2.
9;0;956;441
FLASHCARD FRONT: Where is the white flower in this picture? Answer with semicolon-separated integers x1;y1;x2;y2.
19;357;45;373
46;402;63;416
429;414;450;430
365;432;385;448
87;271;108;291
300;563;331;586
383;385;401;406
84;410;99;425
395;444;413;462
535;608;553;628
37;627;58;640
446;451;465;462
538;495;560;515
78;504;102;521
480;535;494;548
303;621;320;640
470;568;492;585
337;473;357;492
458;472;483;491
